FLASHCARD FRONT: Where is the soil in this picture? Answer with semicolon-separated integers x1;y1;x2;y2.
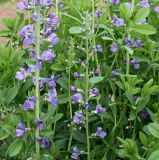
0;1;16;45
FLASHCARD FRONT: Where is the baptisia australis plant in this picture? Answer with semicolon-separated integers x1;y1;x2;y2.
15;0;60;159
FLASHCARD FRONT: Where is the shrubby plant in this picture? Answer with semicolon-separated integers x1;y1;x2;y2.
1;0;159;160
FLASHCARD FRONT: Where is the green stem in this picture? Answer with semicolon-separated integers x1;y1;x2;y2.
85;36;90;160
126;31;131;76
67;39;73;152
55;0;59;17
92;0;99;67
35;6;41;160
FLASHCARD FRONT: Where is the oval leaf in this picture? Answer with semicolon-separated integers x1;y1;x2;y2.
90;76;104;84
69;26;82;34
148;150;159;160
9;139;23;157
147;123;159;138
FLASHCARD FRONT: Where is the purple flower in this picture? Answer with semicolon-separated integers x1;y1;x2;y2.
94;67;101;75
140;108;149;119
23;96;37;111
27;65;36;74
69;86;78;92
47;33;60;45
32;13;44;23
134;40;142;48
130;59;140;70
16;123;26;137
71;93;83;104
94;10;101;18
45;78;56;88
73;112;84;124
112;69;119;75
155;7;159;13
35;118;45;131
48;90;58;106
17;0;28;10
58;2;65;8
96;127;106;138
71;147;81;159
140;0;150;8
74;72;82;78
110;42;118;53
83;103;90;110
89;88;99;97
113;15;125;27
37;137;51;150
41;49;56;62
125;38;134;47
32;77;45;88
42;0;53;8
110;0;120;5
15;68;28;80
96;104;106;114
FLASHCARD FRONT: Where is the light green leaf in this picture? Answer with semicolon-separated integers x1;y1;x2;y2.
69;26;82;34
134;8;150;23
148;150;159;160
9;139;23;157
90;76;104;84
147;123;159;138
132;24;156;35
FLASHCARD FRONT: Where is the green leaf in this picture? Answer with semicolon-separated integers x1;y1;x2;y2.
0;131;9;140
148;150;159;160
134;8;150;23
132;24;156;35
123;46;134;55
69;26;82;34
47;113;64;125
72;130;87;144
120;3;131;21
58;94;69;104
147;123;159;138
89;76;104;84
6;85;18;104
139;132;147;147
51;64;65;71
9;139;23;157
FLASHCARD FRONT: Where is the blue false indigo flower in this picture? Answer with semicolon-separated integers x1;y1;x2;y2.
96;104;106;114
41;49;56;62
89;88;99;97
32;77;45;88
112;69;119;75
110;42;118;53
73;112;84;124
94;10;101;18
96;127;106;139
71;147;81;159
113;15;125;28
35;118;45;131
45;78;56;88
125;38;134;47
94;67;101;75
35;0;41;6
17;0;28;10
155;7;159;13
130;59;140;70
134;40;142;48
83;103;90;110
110;0;120;5
27;65;36;74
71;93;83;104
47;13;60;25
48;90;58;106
32;13;44;23
47;33;60;46
69;86;78;92
37;137;51;150
140;0;150;8
42;0;53;9
16;68;28;80
58;2;65;8
23;96;37;111
16;123;26;137
73;72;82;78
141;108;149;119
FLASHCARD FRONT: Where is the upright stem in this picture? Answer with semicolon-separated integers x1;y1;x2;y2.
67;39;73;152
55;0;59;17
126;31;131;76
92;0;99;67
35;6;41;160
85;36;90;160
